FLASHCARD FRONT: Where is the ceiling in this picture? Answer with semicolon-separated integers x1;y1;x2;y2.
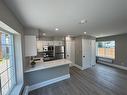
3;0;127;37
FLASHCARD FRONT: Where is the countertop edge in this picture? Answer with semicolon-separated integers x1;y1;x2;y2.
24;60;71;73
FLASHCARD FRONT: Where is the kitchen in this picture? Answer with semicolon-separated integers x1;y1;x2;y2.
24;30;72;92
23;29;96;93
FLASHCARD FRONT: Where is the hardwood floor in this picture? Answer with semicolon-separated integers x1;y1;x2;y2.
29;64;127;95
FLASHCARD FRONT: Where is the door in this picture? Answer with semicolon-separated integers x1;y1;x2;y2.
91;40;96;66
82;39;92;69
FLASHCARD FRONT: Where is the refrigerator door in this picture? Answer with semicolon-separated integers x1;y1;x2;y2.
55;53;64;59
55;46;65;59
55;46;64;53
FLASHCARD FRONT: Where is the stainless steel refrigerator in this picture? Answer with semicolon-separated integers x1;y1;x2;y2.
55;46;65;59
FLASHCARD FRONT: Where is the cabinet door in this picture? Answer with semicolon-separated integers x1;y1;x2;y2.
25;36;37;56
37;41;43;52
53;41;57;46
58;41;64;46
42;41;48;46
54;41;64;46
66;42;71;60
48;41;53;46
82;39;92;69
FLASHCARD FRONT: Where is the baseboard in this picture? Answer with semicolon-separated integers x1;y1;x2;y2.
72;64;84;70
29;74;70;91
99;62;127;71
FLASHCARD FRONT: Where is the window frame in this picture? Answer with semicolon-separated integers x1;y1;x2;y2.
96;41;115;59
0;21;23;95
0;31;17;95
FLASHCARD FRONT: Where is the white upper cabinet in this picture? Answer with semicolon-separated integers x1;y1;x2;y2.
25;36;37;56
37;40;64;52
48;41;54;46
38;41;53;46
53;41;64;46
37;41;43;52
41;41;63;46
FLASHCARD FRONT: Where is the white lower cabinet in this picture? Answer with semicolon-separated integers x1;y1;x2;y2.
25;36;37;56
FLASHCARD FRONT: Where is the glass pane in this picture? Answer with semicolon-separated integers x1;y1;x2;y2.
98;48;105;57
8;68;15;80
97;41;115;59
0;74;1;94
1;33;6;45
9;77;15;90
0;42;2;64
7;57;13;68
1;45;6;60
1;71;8;87
2;83;9;95
0;31;15;95
0;32;2;44
0;60;7;74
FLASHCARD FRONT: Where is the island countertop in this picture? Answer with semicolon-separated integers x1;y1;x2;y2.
24;59;72;73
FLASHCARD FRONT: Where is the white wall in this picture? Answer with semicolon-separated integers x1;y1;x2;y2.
0;0;23;33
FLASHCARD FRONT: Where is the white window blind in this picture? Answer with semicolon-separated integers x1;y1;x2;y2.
0;31;16;95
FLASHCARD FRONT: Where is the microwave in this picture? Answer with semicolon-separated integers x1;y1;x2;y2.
43;46;54;52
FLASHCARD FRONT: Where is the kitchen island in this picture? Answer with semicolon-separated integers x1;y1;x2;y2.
24;59;71;91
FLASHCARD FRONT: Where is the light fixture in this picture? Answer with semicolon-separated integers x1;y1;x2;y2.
79;19;87;24
84;32;86;34
55;28;59;31
42;33;46;36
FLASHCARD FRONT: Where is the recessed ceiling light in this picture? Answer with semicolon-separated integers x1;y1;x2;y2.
79;19;87;24
55;28;59;31
84;32;86;34
42;33;46;36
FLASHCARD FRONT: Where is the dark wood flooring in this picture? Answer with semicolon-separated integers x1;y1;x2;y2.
29;64;127;95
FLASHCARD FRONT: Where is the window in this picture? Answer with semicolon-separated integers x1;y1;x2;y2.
96;41;115;59
0;31;16;95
